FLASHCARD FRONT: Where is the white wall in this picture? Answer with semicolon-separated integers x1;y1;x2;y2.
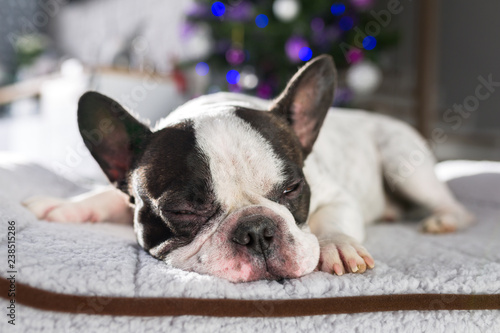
438;0;500;133
384;0;500;133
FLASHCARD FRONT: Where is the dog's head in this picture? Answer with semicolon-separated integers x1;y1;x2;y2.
78;55;336;282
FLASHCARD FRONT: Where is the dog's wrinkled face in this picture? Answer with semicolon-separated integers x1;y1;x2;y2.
77;55;336;282
131;109;317;281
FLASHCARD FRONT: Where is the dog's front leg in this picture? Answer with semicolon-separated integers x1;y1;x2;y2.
23;187;133;224
308;202;374;276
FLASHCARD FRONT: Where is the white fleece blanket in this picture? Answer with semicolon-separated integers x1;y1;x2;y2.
0;156;499;332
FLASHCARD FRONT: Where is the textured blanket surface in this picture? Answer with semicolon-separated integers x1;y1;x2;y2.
0;156;499;332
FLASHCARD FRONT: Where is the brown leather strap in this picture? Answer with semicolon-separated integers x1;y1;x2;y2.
1;277;499;317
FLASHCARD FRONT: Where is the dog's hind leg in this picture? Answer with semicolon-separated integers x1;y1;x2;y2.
375;117;474;233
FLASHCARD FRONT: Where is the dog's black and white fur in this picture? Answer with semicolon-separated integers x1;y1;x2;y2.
24;55;473;282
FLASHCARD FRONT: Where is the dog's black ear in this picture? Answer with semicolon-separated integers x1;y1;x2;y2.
77;91;152;189
270;55;336;156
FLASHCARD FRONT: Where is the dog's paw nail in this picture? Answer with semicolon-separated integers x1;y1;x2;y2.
349;260;359;273
319;235;373;275
364;256;375;269
333;263;344;276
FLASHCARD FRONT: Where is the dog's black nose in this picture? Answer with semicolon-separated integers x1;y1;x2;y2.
232;215;275;254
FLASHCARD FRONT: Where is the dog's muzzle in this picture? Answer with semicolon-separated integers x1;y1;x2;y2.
231;215;277;255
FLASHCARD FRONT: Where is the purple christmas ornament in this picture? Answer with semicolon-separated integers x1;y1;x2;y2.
346;48;363;64
226;48;246;65
226;1;253;21
285;36;308;63
350;0;374;10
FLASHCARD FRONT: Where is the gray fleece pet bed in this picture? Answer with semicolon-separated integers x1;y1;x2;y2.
0;154;499;332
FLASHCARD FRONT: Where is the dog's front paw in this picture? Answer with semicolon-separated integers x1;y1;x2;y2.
317;234;374;276
22;196;97;223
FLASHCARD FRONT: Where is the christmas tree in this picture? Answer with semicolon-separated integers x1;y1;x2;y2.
182;0;399;105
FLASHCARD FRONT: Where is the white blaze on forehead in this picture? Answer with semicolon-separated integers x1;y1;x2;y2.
194;110;285;211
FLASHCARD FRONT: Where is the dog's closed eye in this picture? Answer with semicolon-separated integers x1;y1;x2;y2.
168;210;196;216
282;182;302;196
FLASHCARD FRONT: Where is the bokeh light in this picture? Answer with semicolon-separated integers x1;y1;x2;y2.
346;48;363;63
225;49;245;65
310;17;325;33
330;3;346;16
226;70;241;84
241;73;259;89
339;16;354;31
298;47;313;61
255;14;269;28
285;36;308;62
351;0;374;10
211;2;225;17
273;0;300;22
195;62;209;76
362;36;377;50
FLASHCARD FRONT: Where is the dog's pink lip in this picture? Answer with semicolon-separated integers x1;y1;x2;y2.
245;258;307;282
234;270;283;283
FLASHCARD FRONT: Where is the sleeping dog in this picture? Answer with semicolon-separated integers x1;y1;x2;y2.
24;55;474;282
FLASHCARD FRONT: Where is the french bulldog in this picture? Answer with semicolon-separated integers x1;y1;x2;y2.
24;55;474;282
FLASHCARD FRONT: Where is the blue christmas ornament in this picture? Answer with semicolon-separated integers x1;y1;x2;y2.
255;14;269;28
362;36;377;50
331;3;346;16
298;47;313;61
226;70;241;84
211;2;225;17
195;62;209;76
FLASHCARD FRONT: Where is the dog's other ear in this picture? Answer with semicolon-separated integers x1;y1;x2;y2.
78;91;152;189
270;55;336;156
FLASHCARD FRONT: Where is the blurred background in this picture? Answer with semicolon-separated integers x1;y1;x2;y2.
0;0;499;185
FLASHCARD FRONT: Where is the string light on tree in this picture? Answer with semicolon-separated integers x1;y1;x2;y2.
346;61;382;95
240;67;259;89
273;0;300;22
